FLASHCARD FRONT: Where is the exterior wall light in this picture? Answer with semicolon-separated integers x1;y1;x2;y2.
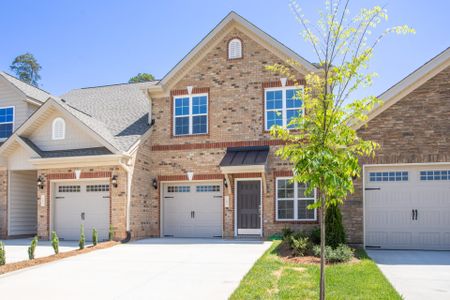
37;176;45;189
223;178;228;188
111;175;118;188
152;178;158;189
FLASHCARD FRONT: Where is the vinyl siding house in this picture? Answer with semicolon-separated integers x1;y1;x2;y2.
0;12;449;249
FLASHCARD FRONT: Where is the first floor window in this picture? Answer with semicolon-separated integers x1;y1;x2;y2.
0;106;14;138
276;178;316;221
174;93;208;136
265;87;303;130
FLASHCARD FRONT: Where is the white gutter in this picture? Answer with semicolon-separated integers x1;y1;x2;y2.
119;157;133;235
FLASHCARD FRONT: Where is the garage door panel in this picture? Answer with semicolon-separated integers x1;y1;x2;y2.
365;165;450;250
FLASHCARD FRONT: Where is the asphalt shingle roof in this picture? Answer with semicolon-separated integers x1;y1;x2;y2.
60;81;157;152
0;72;52;103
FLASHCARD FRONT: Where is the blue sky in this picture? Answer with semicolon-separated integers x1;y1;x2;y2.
1;0;449;101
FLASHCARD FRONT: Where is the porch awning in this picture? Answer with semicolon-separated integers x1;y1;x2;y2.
219;146;269;173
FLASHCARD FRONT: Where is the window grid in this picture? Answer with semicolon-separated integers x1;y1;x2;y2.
86;184;110;192
58;185;80;193
265;87;303;130
369;171;408;182
173;93;208;136
52;118;65;140
276;178;316;221
167;186;190;193
196;185;220;192
420;170;450;181
0;106;14;139
228;38;242;59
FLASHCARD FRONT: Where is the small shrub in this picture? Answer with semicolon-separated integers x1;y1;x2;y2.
79;225;85;250
309;227;321;245
313;244;354;263
51;231;59;254
290;235;310;256
325;204;346;248
28;236;38;260
0;241;5;266
281;227;294;241
92;228;98;246
109;224;114;241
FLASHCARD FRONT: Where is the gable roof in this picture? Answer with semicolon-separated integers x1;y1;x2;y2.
157;11;319;89
357;47;450;129
60;81;157;152
0;72;52;103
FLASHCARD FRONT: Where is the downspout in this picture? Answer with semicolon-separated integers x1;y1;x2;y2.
119;158;133;243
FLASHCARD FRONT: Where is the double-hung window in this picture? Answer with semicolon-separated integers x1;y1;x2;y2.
173;93;208;136
265;87;303;130
0;106;14;139
276;177;316;221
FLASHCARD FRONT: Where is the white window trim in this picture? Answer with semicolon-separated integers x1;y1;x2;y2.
52;117;66;140
0;106;15;141
228;38;242;59
275;177;317;221
173;93;208;136
264;86;304;131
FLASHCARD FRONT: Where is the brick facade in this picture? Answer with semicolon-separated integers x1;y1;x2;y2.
342;66;450;245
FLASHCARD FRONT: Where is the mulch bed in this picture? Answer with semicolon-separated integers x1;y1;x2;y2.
276;241;360;265
0;241;119;275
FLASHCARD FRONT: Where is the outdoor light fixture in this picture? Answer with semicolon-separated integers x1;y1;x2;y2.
111;175;118;188
37;176;45;189
152;178;158;189
223;178;228;188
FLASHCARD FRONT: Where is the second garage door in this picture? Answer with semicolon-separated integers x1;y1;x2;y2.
54;181;110;241
365;165;450;250
163;182;222;238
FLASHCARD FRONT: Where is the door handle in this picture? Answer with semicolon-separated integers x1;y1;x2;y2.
81;212;85;221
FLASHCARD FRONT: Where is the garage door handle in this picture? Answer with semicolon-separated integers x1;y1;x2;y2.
415;209;418;220
55;197;64;199
412;209;414;220
81;212;85;221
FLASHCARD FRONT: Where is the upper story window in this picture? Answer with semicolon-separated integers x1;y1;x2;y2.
265;87;303;130
276;178;316;221
173;93;208;136
0;106;14;139
228;38;242;59
52;117;66;140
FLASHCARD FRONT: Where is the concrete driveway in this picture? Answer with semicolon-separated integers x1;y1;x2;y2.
2;238;81;263
0;238;271;300
367;250;450;300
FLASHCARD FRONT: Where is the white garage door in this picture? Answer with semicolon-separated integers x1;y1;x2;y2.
163;182;222;238
365;165;450;250
54;181;110;241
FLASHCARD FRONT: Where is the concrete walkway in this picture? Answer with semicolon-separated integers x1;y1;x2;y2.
367;250;450;300
2;238;81;263
0;238;271;300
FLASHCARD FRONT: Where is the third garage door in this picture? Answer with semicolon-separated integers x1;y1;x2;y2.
365;165;450;250
162;182;222;238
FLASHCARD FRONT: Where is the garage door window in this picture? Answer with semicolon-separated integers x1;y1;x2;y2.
167;186;190;193
276;178;316;221
420;170;450;181
369;171;408;182
196;185;220;192
86;184;110;192
58;185;80;193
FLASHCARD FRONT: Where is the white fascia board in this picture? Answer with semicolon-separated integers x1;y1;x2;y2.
220;164;266;174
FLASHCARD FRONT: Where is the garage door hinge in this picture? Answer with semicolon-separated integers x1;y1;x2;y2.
365;187;381;191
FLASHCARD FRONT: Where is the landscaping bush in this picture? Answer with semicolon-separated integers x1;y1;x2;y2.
79;225;85;250
313;244;354;263
109;224;114;241
28;236;38;260
325;204;346;248
290;235;310;256
0;241;5;266
92;228;98;246
281;227;294;242
309;227;321;245
51;231;59;254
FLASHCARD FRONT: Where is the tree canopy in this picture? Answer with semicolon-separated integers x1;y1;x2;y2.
10;53;42;87
128;73;155;83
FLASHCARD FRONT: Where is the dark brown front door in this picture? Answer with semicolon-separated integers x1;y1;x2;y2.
236;180;261;235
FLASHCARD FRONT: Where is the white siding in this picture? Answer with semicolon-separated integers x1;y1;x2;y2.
0;78;29;131
27;103;39;118
9;170;37;235
8;145;35;170
29;111;102;151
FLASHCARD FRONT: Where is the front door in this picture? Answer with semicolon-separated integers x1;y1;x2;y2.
236;180;261;235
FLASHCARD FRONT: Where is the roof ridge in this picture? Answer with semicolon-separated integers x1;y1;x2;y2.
0;71;52;96
78;80;160;90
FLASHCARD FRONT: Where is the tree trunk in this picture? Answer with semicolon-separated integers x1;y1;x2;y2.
319;193;326;300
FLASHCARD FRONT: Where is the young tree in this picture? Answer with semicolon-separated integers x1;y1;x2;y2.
268;1;414;298
10;53;42;87
128;72;155;83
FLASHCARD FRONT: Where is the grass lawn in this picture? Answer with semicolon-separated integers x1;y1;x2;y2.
230;241;401;300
